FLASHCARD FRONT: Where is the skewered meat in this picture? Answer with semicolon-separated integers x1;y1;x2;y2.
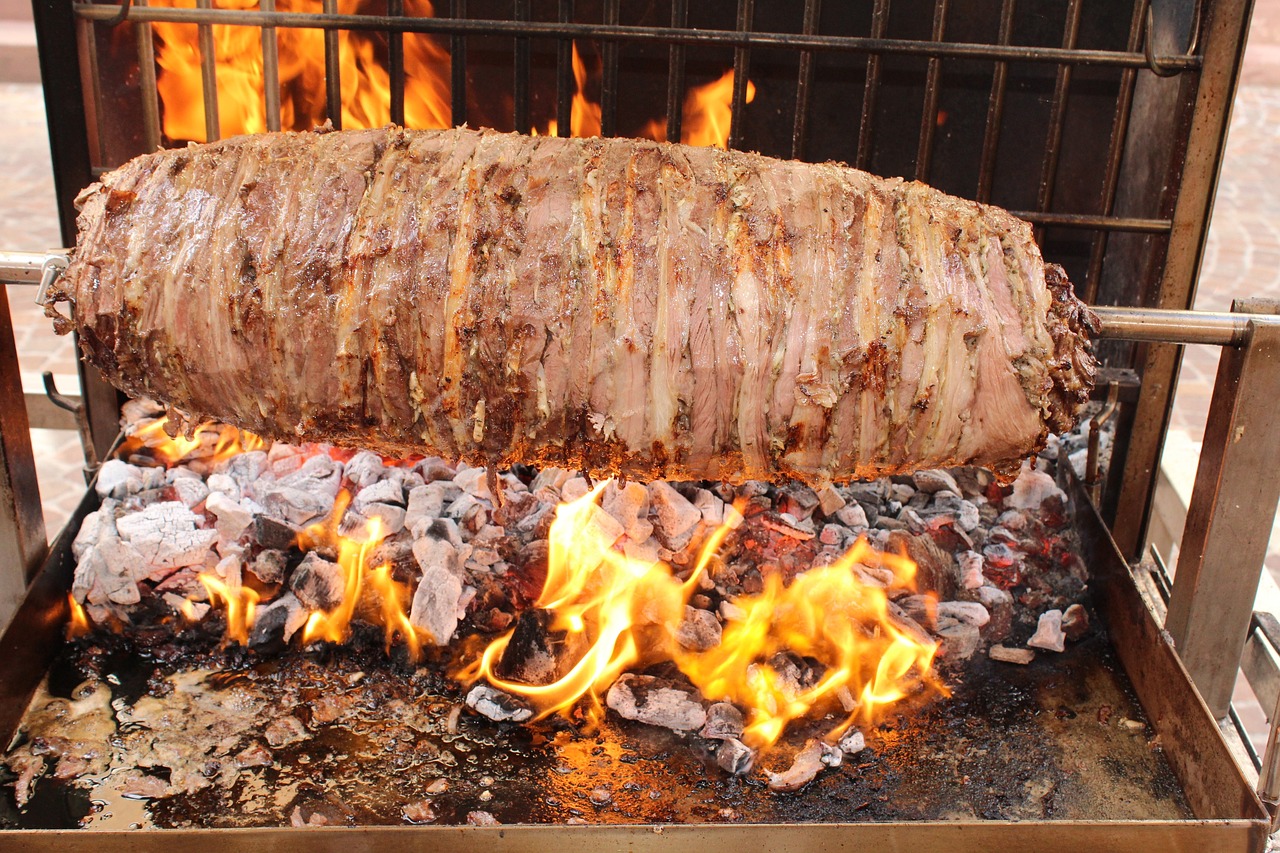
51;126;1097;483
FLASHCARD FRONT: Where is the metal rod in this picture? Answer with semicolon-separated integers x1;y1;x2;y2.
1083;0;1148;304
556;0;573;136
1090;305;1252;346
976;0;1015;203
70;4;1203;70
1009;210;1171;233
914;0;948;182
728;0;753;150
856;0;889;169
0;251;67;285
513;0;530;134
1034;0;1083;240
790;0;820;160
323;0;341;129
665;0;686;144
388;0;405;127
261;0;281;132
134;0;161;151
196;0;220;142
450;0;466;126
600;0;619;137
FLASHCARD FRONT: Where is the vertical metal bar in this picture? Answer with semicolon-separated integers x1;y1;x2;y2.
1083;0;1148;304
727;0;754;150
388;0;405;126
513;0;530;134
975;0;1015;203
323;0;342;130
450;0;467;127
856;0;890;170
665;0;688;144
556;0;573;136
261;0;282;133
791;0;821;159
74;18;105;169
0;286;47;633
1034;0;1083;231
600;0;620;137
1165;307;1280;718
914;0;948;181
134;0;161;151
196;0;220;142
1111;0;1255;560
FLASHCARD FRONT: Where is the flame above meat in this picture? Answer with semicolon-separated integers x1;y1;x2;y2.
149;0;749;148
464;485;942;750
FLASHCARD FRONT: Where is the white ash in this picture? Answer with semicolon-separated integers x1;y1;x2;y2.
465;685;533;723
602;480;653;542
353;477;406;511
116;502;218;578
989;646;1036;665
410;539;469;645
838;728;866;756
605;674;707;733
958;550;985;590
648;482;701;551
1006;461;1067;511
766;740;827;792
937;601;990;628
701;702;745;740
913;469;961;495
834;502;868;529
715;738;756;775
1028;609;1067;653
96;459;146;499
205;491;256;546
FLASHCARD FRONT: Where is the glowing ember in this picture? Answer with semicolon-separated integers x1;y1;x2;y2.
463;485;941;748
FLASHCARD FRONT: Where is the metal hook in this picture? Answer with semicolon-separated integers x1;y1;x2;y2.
34;253;69;308
1143;0;1203;78
1085;380;1121;503
103;0;134;27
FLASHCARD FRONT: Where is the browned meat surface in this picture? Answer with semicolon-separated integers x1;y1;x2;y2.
52;126;1097;482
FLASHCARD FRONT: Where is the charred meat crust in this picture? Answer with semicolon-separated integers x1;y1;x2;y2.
55;126;1099;484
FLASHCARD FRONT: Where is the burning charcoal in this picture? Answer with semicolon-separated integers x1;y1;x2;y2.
162;592;209;620
676;606;722;652
259;485;333;527
234;742;273;768
289;552;345;611
889;482;915;503
950;467;994;498
167;476;210;509
250;593;306;646
776;483;820;521
602;480;653;541
72;502;116;560
416;516;464;549
958;550;985;590
466;684;534;723
954;500;980;533
96;459;145;499
936;621;982;661
913;469;961;495
1027;609;1067;652
116;502;219;574
761;513;816;540
1005;461;1067;511
719;600;746;622
219;450;267;493
1062;603;1090;640
693;488;734;528
937;600;990;628
492;489;540;527
766;740;827;792
466;811;501;826
897;595;937;632
835;502;869;529
818;741;845;768
606;674;707;733
453;465;495;501
402;800;436;824
206;491;255;545
446;494;490;530
344;451;385;489
206;472;242;502
887;531;956;600
249;549;288;584
252;515;297;552
362;503;407;535
819;524;846;546
715;738;756;775
815;484;846;517
839;728;866;756
354;477;406;511
410;539;466;644
405;483;445;532
561;476;590;503
496;610;562;685
701;703;745;740
989;645;1036;665
264;715;308;748
648;482;702;550
530;467;572;493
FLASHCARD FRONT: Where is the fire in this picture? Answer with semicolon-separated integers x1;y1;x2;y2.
641;70;757;149
66;593;92;640
198;572;260;645
297;494;387;647
466;486;941;749
126;418;266;468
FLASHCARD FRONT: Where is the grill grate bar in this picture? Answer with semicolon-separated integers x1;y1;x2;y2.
1010;211;1170;233
1035;0;1084;241
261;0;282;132
556;0;573;136
600;0;619;138
914;0;949;181
322;0;341;129
1084;0;1150;304
790;0;821;160
665;0;687;144
73;4;1201;71
856;0;890;169
134;0;161;150
513;0;531;133
388;0;405;126
728;0;753;150
975;0;1015;202
196;0;220;141
450;0;467;126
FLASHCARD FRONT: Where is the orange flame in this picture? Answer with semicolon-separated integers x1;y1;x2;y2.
125;418;266;468
66;594;92;640
198;572;260;645
464;485;940;749
369;563;422;659
642;69;757;148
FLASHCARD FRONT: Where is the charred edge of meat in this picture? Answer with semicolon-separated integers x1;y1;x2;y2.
1042;264;1100;436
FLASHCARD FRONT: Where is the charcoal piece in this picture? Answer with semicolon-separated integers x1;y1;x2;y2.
887;530;956;600
716;738;756;775
649;482;701;551
253;515;298;551
465;685;534;723
675;606;722;651
766;740;826;792
1028;609;1067;652
936;622;982;661
289;552;345;611
937;601;990;628
605;674;706;733
989;645;1036;665
701;703;745;740
496;609;560;685
1062;603;1090;640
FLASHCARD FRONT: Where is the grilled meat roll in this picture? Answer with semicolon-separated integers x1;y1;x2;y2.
51;126;1098;483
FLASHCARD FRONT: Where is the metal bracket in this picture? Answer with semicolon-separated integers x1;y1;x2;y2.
1144;0;1203;77
41;372;99;475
